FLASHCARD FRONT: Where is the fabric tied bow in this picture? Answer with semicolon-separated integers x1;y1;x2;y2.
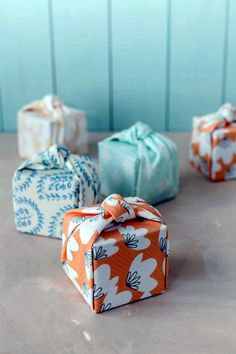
61;194;165;262
105;121;178;198
22;95;65;145
199;103;236;133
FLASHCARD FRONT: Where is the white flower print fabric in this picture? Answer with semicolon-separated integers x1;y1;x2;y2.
66;235;79;261
61;194;169;313
118;225;150;250
93;237;119;259
190;103;236;181
212;138;236;165
126;253;158;297
94;264;132;311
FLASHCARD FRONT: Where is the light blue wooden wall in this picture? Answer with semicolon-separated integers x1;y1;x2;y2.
0;0;235;132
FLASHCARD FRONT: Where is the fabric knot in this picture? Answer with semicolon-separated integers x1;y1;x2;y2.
43;95;64;125
108;122;153;146
102;194;136;223
43;95;63;114
217;103;236;122
103;122;179;205
129;122;153;142
17;145;100;217
62;194;165;260
200;103;236;133
22;94;64;121
18;144;70;171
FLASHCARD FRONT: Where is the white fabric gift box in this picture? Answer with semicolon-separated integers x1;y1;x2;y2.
12;145;100;239
18;95;88;159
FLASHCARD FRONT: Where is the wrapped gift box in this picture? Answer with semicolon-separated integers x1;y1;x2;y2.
98;122;179;204
190;103;236;181
18;95;88;159
12;145;100;239
61;194;169;313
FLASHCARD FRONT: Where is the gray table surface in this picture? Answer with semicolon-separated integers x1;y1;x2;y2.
1;133;236;354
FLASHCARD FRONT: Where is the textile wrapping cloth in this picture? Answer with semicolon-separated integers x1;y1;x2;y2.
61;193;169;313
190;103;236;181
18;95;88;159
99;122;179;204
13;145;100;238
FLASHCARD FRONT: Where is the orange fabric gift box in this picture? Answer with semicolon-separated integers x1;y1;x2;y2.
190;103;236;181
61;194;169;313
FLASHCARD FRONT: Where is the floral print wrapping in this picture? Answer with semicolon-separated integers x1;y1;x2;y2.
18;95;88;159
190;103;236;181
61;194;169;313
13;145;100;239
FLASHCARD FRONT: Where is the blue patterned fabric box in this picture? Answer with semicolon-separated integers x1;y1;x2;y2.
99;122;179;205
12;145;100;239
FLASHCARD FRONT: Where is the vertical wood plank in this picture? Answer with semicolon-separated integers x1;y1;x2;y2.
53;0;110;131
112;0;167;131
0;86;3;131
0;0;53;131
169;0;226;131
225;0;236;104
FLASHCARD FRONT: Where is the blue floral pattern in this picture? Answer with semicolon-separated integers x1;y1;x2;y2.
48;204;77;238
72;155;100;204
13;145;100;238
13;170;37;192
40;145;70;168
37;172;77;201
13;196;44;234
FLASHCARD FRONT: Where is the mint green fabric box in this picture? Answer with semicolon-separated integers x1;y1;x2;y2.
98;122;179;205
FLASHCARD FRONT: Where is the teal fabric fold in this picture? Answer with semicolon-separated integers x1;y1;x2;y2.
99;122;179;204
